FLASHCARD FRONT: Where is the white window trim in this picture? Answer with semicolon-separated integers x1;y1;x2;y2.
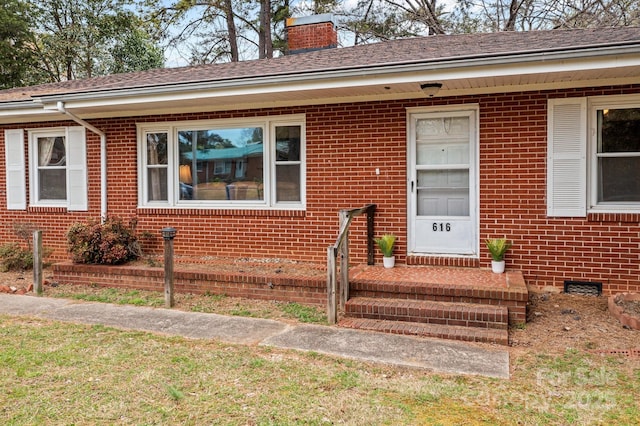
588;94;640;213
137;115;306;210
27;126;87;210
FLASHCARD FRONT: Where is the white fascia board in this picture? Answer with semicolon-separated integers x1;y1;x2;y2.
0;103;66;124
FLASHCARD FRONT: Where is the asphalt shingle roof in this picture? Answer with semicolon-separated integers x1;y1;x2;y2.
2;26;640;103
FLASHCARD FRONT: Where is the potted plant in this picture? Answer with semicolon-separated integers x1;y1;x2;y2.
375;234;397;268
485;238;511;273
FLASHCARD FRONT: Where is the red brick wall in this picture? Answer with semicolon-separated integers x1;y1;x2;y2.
53;262;327;306
0;120;103;256
287;22;337;52
1;85;639;295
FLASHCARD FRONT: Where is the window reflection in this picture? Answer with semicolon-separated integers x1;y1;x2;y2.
178;127;264;201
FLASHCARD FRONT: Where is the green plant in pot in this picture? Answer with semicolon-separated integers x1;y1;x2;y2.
485;238;511;273
375;234;397;268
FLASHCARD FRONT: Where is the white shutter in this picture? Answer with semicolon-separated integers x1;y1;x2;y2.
4;129;26;210
66;126;88;211
547;98;587;217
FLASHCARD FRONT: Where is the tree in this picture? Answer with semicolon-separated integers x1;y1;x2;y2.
109;28;165;74
0;0;37;89
142;0;640;67
28;0;164;82
343;0;440;44
144;0;297;64
451;0;640;32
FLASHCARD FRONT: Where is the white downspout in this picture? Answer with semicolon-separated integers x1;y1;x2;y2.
56;101;108;221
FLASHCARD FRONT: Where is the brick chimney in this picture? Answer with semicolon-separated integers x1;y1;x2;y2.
285;14;338;54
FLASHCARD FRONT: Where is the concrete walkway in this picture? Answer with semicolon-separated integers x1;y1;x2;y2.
0;294;510;379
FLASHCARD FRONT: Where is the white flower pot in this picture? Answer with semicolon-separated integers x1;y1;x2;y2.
491;260;505;274
383;256;395;269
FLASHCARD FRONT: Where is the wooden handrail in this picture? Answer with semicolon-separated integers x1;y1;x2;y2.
327;204;376;324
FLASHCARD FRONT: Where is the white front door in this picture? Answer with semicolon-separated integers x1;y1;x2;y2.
408;108;478;256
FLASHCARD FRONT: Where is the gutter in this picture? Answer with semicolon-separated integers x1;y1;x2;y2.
56;101;108;222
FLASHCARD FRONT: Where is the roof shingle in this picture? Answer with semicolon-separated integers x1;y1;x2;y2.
2;27;639;103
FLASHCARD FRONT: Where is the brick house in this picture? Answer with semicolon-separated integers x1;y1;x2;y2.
1;15;639;297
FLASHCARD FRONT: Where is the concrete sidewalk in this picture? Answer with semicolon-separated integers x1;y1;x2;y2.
0;294;510;379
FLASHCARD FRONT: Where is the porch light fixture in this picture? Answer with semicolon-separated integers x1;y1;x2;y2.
420;82;443;97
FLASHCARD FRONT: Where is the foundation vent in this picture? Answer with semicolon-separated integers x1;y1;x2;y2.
563;280;602;296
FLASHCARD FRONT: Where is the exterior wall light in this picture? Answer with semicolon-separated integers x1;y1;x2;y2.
420;82;443;97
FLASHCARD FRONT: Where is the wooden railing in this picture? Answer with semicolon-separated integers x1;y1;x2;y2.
326;204;376;324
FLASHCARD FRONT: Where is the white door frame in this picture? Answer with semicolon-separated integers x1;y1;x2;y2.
406;104;480;257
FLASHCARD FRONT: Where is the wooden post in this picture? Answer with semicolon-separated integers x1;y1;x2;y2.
33;230;43;296
161;227;177;308
366;205;376;265
339;210;349;310
327;246;337;324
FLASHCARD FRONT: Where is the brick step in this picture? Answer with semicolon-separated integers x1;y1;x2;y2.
345;297;509;330
347;268;529;325
339;317;509;346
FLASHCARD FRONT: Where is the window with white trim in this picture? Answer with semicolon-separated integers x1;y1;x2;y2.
16;127;88;210
591;100;640;207
547;95;640;217
34;132;67;201
138;116;305;208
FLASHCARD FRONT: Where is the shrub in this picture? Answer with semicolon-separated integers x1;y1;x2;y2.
0;223;53;271
67;217;141;265
0;243;33;271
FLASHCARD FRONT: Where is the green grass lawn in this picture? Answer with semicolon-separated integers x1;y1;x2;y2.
1;315;639;425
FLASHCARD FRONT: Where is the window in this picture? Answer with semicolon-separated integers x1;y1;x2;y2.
36;134;67;200
594;107;640;204
25;127;87;210
138;116;305;208
145;132;168;202
547;95;640;217
274;125;302;202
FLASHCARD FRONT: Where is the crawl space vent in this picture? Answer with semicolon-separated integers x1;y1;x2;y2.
564;280;602;296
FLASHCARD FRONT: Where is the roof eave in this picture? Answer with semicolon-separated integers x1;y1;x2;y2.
0;43;637;124
31;44;640;104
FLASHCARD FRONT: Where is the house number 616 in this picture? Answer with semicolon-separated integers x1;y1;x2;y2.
432;223;451;232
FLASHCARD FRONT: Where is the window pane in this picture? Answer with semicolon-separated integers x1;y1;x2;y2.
147;133;167;165
178;127;264;201
39;169;66;200
148;168;167;201
38;137;66;166
598;108;640;153
276;126;301;161
416;117;469;166
276;165;301;202
598;157;640;202
417;170;469;216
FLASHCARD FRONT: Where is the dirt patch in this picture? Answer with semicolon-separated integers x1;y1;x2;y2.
132;255;327;279
510;291;640;357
